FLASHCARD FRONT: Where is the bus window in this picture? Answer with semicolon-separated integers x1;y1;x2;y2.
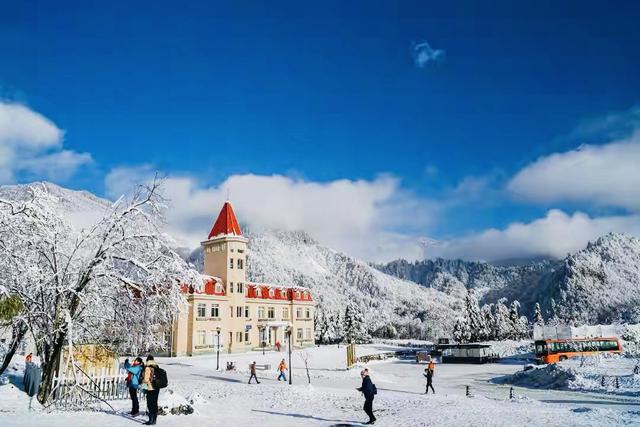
536;343;547;354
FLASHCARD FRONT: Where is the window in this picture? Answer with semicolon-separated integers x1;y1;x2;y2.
295;291;301;299
258;306;265;319
282;308;289;319
238;249;244;253
305;308;311;319
244;331;250;342
238;259;244;269
236;332;243;343
196;331;206;346
281;289;287;298
197;303;206;318
230;282;234;293
244;306;250;318
237;282;243;293
215;282;223;293
306;328;311;339
210;304;219;318
269;288;275;297
236;306;243;318
296;308;303;319
229;258;234;269
230;306;234;318
297;328;303;340
268;307;275;319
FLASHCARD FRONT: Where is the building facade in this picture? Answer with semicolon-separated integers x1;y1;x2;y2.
171;201;315;356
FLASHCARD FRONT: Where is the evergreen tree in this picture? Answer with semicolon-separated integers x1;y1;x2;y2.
481;304;496;340
508;300;530;340
453;317;470;343
465;293;488;342
533;302;545;327
493;299;511;340
314;308;331;344
343;302;370;344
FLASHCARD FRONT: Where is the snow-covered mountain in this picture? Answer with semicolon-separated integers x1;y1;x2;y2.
376;233;640;324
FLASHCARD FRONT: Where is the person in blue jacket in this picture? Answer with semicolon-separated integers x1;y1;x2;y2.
356;369;377;425
124;357;144;416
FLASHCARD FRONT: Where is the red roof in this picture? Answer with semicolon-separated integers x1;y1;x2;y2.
208;201;242;239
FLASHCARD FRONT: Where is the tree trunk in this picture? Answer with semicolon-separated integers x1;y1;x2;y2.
0;321;28;376
37;330;64;404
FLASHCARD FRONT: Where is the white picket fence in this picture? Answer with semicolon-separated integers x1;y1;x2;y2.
51;367;144;408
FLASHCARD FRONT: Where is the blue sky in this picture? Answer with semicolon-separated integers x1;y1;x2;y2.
1;1;640;261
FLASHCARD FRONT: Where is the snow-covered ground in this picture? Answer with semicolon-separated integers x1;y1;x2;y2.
1;344;639;426
498;354;640;396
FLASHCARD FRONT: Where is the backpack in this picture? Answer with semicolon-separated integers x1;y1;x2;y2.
372;383;377;395
151;366;168;389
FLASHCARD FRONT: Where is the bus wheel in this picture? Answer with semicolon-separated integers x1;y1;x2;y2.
559;356;568;362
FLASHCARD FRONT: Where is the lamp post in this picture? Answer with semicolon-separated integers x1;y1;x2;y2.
286;322;293;385
215;326;221;371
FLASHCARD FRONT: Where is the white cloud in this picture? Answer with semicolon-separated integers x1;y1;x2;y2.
0;101;92;183
105;168;436;262
429;209;640;261
413;41;445;68
507;132;640;211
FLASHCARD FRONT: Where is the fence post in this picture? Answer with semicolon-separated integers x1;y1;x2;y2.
509;387;514;399
601;376;605;387
466;385;470;397
615;376;619;389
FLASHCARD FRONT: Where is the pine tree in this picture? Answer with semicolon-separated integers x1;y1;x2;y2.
534;302;545;327
314;308;331;344
343;302;370;344
453;317;470;343
481;304;495;340
465;293;488;342
493;299;511;340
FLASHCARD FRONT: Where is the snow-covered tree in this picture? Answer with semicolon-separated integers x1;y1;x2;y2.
465;293;488;342
329;311;344;344
508;301;530;340
343;302;370;344
534;302;545;327
481;304;495;340
493;299;511;340
452;316;470;343
0;180;198;404
314;307;331;344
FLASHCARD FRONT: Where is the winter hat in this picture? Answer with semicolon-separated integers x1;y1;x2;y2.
146;355;155;362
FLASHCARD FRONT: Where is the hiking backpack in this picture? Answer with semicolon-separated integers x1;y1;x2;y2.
152;366;168;389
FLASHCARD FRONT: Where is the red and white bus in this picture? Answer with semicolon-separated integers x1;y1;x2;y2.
535;337;622;364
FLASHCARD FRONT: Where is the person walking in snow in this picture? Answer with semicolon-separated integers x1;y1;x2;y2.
356;369;377;425
248;361;260;384
277;359;287;381
141;355;160;425
423;367;435;394
124;357;144;416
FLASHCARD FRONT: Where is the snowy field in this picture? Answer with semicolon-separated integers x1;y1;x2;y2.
1;344;640;426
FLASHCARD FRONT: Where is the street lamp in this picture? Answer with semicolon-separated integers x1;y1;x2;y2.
215;326;221;371
286;322;293;385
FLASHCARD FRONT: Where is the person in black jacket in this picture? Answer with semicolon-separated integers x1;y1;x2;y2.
356;369;376;425
424;367;435;394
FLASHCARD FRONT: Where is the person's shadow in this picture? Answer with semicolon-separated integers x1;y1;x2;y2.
252;409;362;424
